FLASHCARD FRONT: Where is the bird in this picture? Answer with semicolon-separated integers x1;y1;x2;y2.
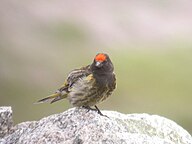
36;53;116;116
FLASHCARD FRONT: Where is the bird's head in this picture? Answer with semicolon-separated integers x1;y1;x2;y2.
94;53;107;68
91;53;114;74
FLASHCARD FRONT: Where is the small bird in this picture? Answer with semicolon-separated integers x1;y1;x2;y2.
36;53;116;116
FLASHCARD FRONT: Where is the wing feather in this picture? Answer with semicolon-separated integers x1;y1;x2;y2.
66;65;91;87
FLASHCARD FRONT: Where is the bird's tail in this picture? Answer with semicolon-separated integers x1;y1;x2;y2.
35;92;67;104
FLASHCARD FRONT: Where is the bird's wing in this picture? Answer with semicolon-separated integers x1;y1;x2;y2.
36;65;91;104
59;65;91;91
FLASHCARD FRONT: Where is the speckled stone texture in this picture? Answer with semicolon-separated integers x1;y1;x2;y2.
0;107;192;144
0;107;13;138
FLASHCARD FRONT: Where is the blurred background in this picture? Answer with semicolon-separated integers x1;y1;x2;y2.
0;0;192;134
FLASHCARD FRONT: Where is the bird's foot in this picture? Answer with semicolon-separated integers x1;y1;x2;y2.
82;106;97;113
82;105;109;118
94;105;109;118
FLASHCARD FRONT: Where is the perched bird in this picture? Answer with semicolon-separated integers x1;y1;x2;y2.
36;53;116;116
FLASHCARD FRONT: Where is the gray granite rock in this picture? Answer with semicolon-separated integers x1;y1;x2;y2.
0;107;13;139
0;107;192;144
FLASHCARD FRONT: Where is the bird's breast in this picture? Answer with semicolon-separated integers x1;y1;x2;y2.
67;74;109;106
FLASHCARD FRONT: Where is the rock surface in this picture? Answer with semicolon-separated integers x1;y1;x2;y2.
0;106;192;144
0;107;13;139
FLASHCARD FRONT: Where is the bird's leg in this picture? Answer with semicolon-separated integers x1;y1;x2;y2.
94;105;103;115
82;106;97;113
82;105;109;118
94;105;109;118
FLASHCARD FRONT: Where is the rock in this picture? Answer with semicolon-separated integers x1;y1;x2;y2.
0;107;13;139
0;107;192;144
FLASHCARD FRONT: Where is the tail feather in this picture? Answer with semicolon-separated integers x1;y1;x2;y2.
50;95;65;104
35;93;61;104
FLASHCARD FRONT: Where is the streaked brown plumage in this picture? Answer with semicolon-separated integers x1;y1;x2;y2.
37;53;116;115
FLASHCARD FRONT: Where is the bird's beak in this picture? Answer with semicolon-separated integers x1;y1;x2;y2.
95;61;102;68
